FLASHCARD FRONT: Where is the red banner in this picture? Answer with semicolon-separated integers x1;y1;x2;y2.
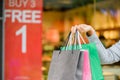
4;0;42;80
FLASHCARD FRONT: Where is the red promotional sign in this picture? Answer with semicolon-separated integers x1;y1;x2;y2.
4;0;42;80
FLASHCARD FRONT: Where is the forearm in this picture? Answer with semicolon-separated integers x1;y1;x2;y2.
87;33;120;64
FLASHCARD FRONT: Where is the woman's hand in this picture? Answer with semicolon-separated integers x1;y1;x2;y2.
71;24;95;36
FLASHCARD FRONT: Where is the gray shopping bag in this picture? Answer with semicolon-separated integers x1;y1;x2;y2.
48;50;84;80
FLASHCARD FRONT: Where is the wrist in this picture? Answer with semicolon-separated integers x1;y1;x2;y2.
86;28;95;36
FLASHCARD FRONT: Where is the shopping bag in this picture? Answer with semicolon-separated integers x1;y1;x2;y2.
61;43;104;80
61;31;104;80
48;32;89;80
82;50;91;80
82;43;104;80
48;50;85;80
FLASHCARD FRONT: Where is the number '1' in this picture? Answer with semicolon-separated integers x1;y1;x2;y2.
16;25;27;54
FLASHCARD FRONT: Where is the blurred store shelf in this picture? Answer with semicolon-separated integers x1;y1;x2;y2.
104;75;118;80
103;66;120;80
43;0;103;11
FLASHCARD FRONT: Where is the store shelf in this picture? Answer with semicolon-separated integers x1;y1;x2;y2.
96;27;120;32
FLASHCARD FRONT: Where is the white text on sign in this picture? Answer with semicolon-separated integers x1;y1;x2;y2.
9;0;36;8
5;9;41;24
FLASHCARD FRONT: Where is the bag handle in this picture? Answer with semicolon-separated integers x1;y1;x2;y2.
66;30;86;49
75;30;86;49
77;30;86;44
59;32;72;50
59;30;86;51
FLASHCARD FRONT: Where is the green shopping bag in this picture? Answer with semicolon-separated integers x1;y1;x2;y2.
61;43;104;80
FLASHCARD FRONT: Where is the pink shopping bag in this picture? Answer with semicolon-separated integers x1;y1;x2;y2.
82;50;91;80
